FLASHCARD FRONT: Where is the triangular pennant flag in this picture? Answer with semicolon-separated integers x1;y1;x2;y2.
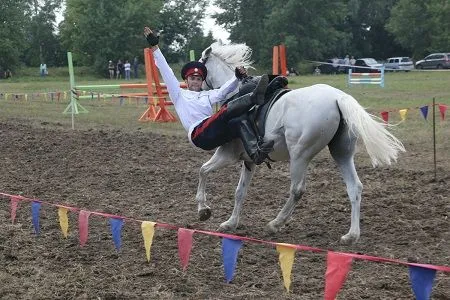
408;266;437;300
381;111;389;123
276;243;297;292
419;105;429;120
10;196;20;223
78;210;91;247
438;104;447;121
109;218;124;251
324;252;353;300
31;201;41;235
178;228;195;271
222;237;243;283
399;109;408;121
58;207;69;238
141;221;156;262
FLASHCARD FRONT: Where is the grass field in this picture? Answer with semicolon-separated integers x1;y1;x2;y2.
1;70;449;136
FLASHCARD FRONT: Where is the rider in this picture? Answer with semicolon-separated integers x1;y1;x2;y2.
144;26;285;164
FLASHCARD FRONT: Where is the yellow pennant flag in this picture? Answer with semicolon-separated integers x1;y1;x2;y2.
58;207;69;238
276;243;297;292
141;221;156;262
399;109;408;121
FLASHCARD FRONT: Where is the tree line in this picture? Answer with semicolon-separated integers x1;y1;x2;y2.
1;0;449;74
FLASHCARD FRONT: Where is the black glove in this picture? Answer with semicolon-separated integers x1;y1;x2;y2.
146;31;160;46
235;67;247;80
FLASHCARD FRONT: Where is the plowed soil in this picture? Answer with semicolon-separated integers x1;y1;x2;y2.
0;120;448;299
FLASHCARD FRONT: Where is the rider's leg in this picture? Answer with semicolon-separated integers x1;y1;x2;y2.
237;117;274;165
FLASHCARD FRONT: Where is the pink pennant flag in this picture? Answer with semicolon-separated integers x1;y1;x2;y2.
10;196;20;223
381;111;389;123
438;104;447;121
324;252;353;300
78;210;91;247
178;228;195;271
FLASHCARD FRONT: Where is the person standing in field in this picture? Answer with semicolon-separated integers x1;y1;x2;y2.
124;60;131;80
108;60;115;79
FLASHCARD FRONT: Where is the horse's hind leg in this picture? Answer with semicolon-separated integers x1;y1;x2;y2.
328;125;363;244
196;144;241;221
220;161;256;231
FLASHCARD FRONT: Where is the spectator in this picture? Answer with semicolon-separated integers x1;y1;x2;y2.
116;59;124;79
5;69;12;79
108;60;115;79
40;63;47;77
344;55;350;66
288;67;298;76
350;56;356;66
124;60;131;80
133;56;139;78
331;57;339;74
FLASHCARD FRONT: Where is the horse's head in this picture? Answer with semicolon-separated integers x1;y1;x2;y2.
199;42;254;90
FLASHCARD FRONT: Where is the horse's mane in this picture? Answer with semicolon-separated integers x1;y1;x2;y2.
209;42;254;69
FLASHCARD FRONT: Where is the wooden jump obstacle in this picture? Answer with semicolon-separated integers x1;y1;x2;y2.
347;67;385;88
272;44;287;76
65;48;186;123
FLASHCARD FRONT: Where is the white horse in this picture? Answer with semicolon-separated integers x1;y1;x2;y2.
196;42;405;244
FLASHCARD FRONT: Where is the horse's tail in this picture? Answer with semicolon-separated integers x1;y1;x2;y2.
336;94;405;166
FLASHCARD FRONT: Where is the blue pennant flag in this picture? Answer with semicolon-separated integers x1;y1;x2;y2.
222;238;243;283
409;266;436;300
109;218;124;251
419;106;429;120
31;202;41;235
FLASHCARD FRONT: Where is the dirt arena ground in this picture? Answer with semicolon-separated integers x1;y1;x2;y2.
0;120;449;299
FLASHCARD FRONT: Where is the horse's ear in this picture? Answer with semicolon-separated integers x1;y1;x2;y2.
204;46;212;57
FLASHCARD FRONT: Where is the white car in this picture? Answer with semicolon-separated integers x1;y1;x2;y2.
384;57;414;71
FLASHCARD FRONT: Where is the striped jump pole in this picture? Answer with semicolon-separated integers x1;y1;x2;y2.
348;67;385;88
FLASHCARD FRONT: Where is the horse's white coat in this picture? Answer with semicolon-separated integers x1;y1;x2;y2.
196;43;405;244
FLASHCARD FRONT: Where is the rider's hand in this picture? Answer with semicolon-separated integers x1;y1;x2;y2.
235;66;248;80
144;27;160;47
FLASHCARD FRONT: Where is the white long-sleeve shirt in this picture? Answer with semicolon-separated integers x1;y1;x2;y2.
153;48;239;143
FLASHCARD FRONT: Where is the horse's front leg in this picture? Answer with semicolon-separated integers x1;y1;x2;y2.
220;161;256;231
196;144;240;221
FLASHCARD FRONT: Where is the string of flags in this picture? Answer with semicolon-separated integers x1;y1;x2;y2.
379;103;448;124
1;192;449;299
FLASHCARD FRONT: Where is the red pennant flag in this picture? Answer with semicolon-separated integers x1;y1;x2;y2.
324;252;353;300
10;196;20;223
380;111;389;123
178;228;195;271
78;210;91;247
438;104;447;121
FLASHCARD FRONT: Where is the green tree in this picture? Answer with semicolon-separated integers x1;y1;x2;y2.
0;0;29;70
60;0;163;74
387;0;450;58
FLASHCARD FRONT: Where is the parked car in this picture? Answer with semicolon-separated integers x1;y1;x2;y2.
384;57;414;72
353;58;383;73
415;53;450;69
316;59;349;74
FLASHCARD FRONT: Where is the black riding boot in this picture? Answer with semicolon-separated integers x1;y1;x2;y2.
224;74;269;119
238;118;274;165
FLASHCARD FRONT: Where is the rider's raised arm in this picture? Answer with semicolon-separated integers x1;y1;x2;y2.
152;48;183;103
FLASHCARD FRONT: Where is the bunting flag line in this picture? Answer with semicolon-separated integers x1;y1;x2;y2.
0;191;449;298
141;221;156;262
399;108;408;122
381;111;389;123
324;252;353;300
178;228;195;271
222;238;243;283
58;207;69;238
10;196;20;224
31;201;41;235
79;210;91;247
438;104;447;121
409;266;437;300
420;105;429;120
109;218;124;251
276;243;297;292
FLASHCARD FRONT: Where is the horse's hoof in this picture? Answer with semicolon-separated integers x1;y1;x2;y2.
340;233;359;245
198;208;211;221
267;221;280;233
219;221;237;232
